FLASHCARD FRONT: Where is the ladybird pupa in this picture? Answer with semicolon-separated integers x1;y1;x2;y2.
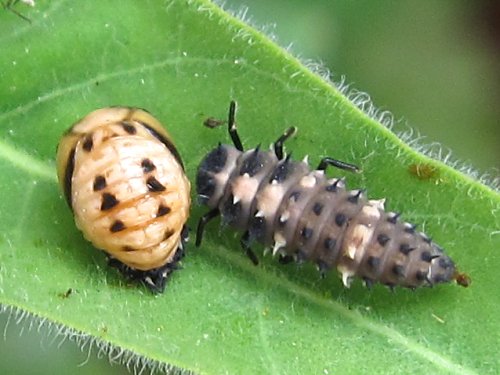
56;107;191;293
195;101;468;291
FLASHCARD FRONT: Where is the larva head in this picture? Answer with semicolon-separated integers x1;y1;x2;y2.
196;144;241;208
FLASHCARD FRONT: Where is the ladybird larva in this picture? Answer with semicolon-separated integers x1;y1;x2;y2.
56;107;191;293
195;101;468;290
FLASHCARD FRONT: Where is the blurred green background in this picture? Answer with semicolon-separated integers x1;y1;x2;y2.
1;1;498;374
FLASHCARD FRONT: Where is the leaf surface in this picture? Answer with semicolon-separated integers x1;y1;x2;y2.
0;1;498;374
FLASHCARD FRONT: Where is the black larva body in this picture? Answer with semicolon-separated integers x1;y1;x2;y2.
196;102;462;290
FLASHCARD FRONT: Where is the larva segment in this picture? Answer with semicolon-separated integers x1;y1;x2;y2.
196;101;467;291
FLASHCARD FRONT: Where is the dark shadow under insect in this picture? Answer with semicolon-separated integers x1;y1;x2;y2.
196;101;469;290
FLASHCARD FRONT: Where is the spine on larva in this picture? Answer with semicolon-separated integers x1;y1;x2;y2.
197;143;458;289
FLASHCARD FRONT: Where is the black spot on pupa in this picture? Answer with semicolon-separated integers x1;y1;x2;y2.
121;121;137;134
123;246;137;252
63;148;76;209
163;229;175;240
101;193;119;210
147;176;166;192
110;220;125;232
93;175;107;191
335;213;347;227
141;158;156;173
82;135;93;152
156;204;171;217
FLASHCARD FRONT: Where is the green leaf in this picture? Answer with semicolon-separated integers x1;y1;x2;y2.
0;1;498;374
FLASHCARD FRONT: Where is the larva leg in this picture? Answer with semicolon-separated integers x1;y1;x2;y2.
317;157;360;173
278;255;294;265
227;101;244;151
273;126;297;160
240;231;259;265
195;208;220;247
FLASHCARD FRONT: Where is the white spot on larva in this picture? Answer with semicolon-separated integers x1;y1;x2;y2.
272;232;286;256
338;266;355;288
427;266;433;282
279;210;290;223
231;173;260;206
255;183;285;218
299;174;316;188
361;204;381;220
369;198;385;210
302;155;309;164
327;178;345;189
255;210;264;217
